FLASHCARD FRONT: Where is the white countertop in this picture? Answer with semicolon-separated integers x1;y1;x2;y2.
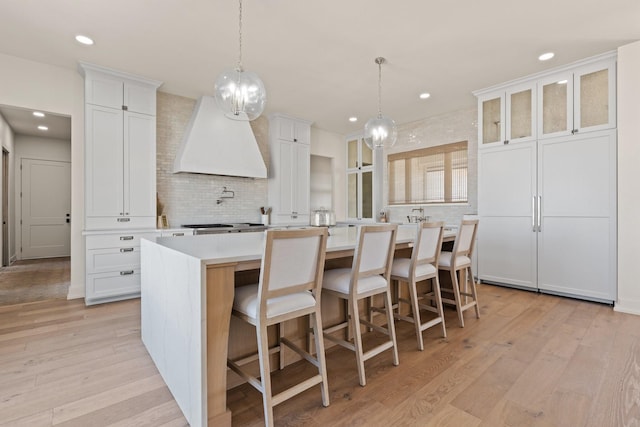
146;226;455;266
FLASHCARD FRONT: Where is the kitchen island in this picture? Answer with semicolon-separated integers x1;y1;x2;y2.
140;225;455;426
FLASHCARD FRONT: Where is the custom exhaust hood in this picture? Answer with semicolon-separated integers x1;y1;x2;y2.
173;96;267;178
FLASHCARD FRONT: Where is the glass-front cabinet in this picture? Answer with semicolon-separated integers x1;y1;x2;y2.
346;134;374;221
538;58;616;138
478;82;536;148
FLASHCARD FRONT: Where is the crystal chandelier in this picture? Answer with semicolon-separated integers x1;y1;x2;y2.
214;0;266;121
364;57;397;149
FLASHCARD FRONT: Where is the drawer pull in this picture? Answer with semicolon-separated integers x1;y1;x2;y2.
120;270;134;276
117;218;131;222
120;236;134;241
120;248;134;253
172;232;184;236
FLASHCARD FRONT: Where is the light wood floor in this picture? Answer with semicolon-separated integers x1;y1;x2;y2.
1;284;639;426
0;257;70;306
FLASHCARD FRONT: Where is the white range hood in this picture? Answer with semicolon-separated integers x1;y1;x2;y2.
173;96;267;178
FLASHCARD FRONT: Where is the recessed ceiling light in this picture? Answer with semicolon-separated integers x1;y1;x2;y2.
37;125;48;131
419;92;431;99
32;111;45;118
557;79;568;85
538;52;554;61
349;117;358;122
75;35;94;45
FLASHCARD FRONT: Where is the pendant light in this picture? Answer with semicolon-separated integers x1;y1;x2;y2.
364;57;397;149
214;0;266;121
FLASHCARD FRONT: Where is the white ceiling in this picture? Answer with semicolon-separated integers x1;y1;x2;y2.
0;0;639;135
0;105;71;140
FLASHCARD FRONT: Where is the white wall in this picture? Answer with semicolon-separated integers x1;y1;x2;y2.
310;127;346;221
616;40;640;315
14;135;71;261
0;52;85;299
0;112;15;264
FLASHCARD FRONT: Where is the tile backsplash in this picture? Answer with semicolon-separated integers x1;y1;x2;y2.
156;92;269;227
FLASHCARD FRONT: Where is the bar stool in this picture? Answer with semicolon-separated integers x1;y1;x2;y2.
438;219;480;327
227;228;330;427
390;221;446;351
321;224;399;386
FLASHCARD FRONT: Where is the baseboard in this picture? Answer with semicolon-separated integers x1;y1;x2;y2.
614;298;640;316
66;283;85;300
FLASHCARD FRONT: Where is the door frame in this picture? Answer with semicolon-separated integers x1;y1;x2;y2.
2;148;8;266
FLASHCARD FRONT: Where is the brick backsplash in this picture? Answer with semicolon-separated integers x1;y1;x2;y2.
383;107;478;226
156;92;269;227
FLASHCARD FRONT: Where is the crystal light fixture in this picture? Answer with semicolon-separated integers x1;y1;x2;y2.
214;0;266;121
364;57;397;149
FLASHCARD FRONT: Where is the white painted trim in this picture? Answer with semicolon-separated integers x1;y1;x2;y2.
66;283;85;300
614;298;640;316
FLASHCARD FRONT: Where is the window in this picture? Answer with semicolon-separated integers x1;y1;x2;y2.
388;141;468;204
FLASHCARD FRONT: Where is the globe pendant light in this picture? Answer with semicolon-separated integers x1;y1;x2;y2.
364;57;397;149
214;0;266;121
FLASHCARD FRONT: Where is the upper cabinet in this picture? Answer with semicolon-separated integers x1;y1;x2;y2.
478;82;536;147
79;62;162;230
538;58;616;138
346;134;374;221
268;114;313;225
475;52;616;147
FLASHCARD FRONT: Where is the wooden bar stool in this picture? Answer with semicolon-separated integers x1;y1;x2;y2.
321;224;399;387
227;228;330;427
390;221;446;351
437;219;480;327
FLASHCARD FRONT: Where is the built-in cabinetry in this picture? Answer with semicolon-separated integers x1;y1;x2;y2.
475;52;617;303
268;114;312;225
79;62;162;305
346;133;374;221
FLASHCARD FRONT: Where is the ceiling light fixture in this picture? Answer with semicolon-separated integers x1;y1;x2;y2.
32;111;45;117
75;35;94;45
538;52;554;61
364;57;397;150
37;125;48;131
214;0;266;121
349;117;358;122
419;92;431;99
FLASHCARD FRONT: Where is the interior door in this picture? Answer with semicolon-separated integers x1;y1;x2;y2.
537;129;616;301
21;158;71;259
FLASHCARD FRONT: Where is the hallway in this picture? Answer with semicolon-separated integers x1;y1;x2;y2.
0;257;70;306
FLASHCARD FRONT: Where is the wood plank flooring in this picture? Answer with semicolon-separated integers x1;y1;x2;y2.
1;284;639;426
0;258;70;306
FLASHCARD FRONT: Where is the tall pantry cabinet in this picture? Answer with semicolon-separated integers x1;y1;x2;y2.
79;63;162;305
475;52;617;303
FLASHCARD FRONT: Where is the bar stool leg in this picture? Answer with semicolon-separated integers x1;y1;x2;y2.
350;297;367;386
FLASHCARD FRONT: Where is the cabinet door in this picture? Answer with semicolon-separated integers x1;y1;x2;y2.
478;142;537;289
293;121;310;144
478;93;504;146
124;112;156;217
273;139;294;216
85;105;124;218
506;83;536;143
574;60;616;133
85;74;123;109
538;71;574;138
275;117;296;141
537;130;616;301
124;82;157;115
293;143;310;216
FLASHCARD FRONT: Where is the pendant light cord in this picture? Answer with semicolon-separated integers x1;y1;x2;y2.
237;0;243;71
377;60;383;118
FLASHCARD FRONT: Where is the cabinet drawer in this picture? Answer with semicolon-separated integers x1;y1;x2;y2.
86;270;141;301
86;247;141;274
86;232;157;249
86;216;156;230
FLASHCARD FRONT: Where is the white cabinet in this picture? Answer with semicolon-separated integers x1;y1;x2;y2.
346;133;374;221
478;81;536;147
84;231;158;305
476;53;617;303
538;56;616;139
80;62;161;230
268;114;312;225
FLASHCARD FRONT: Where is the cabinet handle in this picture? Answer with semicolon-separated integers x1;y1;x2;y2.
172;232;184;236
120;248;134;253
120;236;134;241
537;196;542;232
532;196;536;232
120;270;134;275
125;212;129;215
122;105;128;111
117;218;130;222
504;140;509;145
